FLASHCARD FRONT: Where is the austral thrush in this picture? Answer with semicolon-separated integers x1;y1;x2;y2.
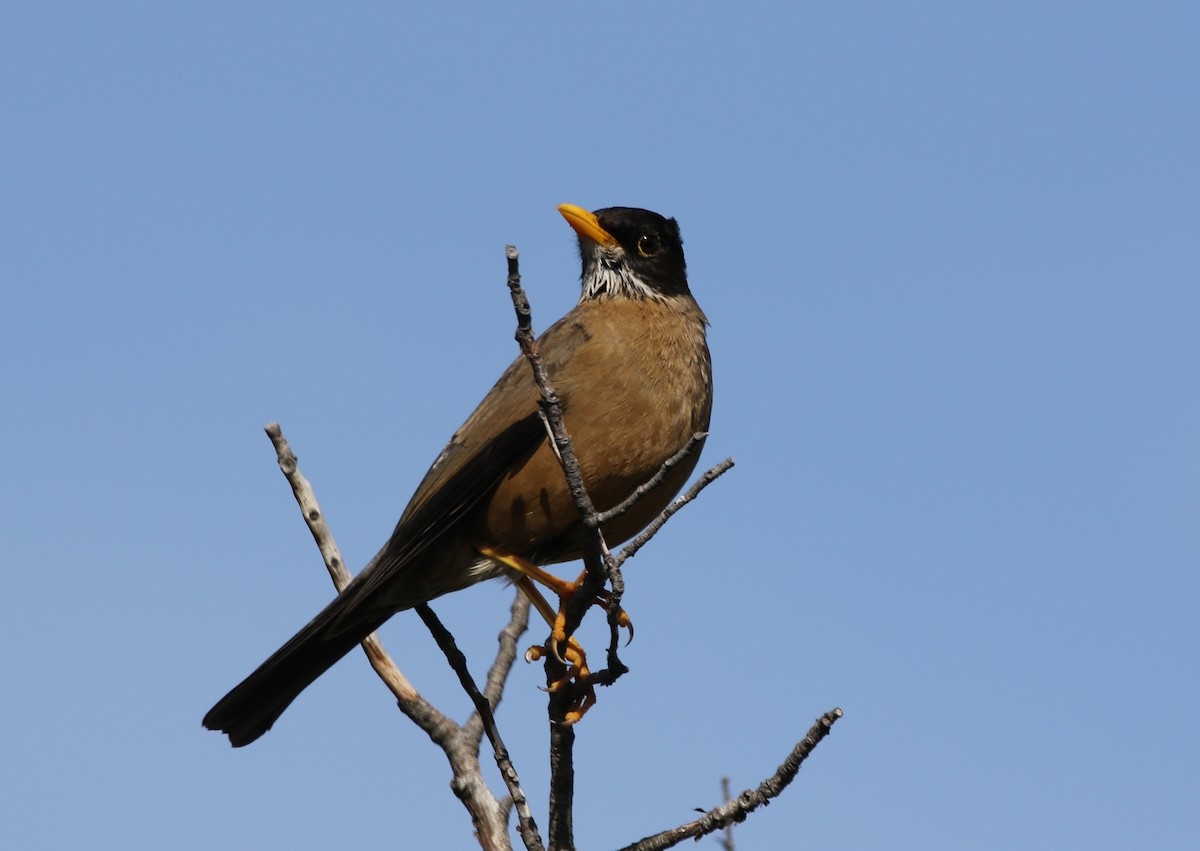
204;204;712;746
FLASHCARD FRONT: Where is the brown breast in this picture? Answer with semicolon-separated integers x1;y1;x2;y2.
475;294;712;564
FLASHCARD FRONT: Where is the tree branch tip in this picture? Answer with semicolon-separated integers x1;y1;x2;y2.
505;244;519;259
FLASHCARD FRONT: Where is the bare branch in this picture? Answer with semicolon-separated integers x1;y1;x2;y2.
477;594;532;719
416;604;545;851
265;423;429;713
547;721;576;851
264;422;513;851
506;245;589;851
505;245;599;525
612;457;735;570
602;455;733;665
617;709;845;851
504;246;614;656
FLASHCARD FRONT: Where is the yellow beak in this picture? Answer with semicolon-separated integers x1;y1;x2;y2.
557;204;617;247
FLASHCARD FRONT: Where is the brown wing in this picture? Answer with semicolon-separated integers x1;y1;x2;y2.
202;315;596;744
332;313;590;613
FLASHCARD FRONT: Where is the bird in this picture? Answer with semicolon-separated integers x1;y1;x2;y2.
203;204;713;746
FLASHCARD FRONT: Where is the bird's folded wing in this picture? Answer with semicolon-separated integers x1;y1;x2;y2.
337;313;591;610
341;359;548;605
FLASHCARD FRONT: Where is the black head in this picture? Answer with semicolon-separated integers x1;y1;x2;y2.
558;204;690;301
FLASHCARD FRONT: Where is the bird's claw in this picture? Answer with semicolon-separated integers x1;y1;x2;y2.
615;608;634;645
558;588;635;648
524;635;597;723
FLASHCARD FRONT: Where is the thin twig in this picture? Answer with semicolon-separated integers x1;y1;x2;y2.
505;245;609;645
594;433;708;525
617;709;845;851
506;245;587;851
612;457;735;570
602;455;734;666
478;594;532;715
416;604;546;851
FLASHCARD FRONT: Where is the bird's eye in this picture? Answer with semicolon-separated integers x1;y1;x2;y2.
637;233;660;257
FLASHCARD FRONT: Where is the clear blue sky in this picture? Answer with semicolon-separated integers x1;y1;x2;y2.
2;3;1196;849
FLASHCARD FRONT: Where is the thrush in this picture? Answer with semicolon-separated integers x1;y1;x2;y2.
203;204;713;746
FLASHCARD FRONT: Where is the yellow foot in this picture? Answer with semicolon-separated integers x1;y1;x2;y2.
545;589;632;665
563;687;597;725
524;636;589;676
524;639;596;724
479;544;628;725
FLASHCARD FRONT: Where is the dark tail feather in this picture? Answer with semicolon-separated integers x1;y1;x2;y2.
203;595;389;747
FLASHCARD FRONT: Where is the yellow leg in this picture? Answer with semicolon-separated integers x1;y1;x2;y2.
478;545;590;599
479;543;618;724
512;577;588;669
512;577;595;724
477;544;633;649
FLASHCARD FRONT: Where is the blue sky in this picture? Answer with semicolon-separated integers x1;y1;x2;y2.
2;3;1197;849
